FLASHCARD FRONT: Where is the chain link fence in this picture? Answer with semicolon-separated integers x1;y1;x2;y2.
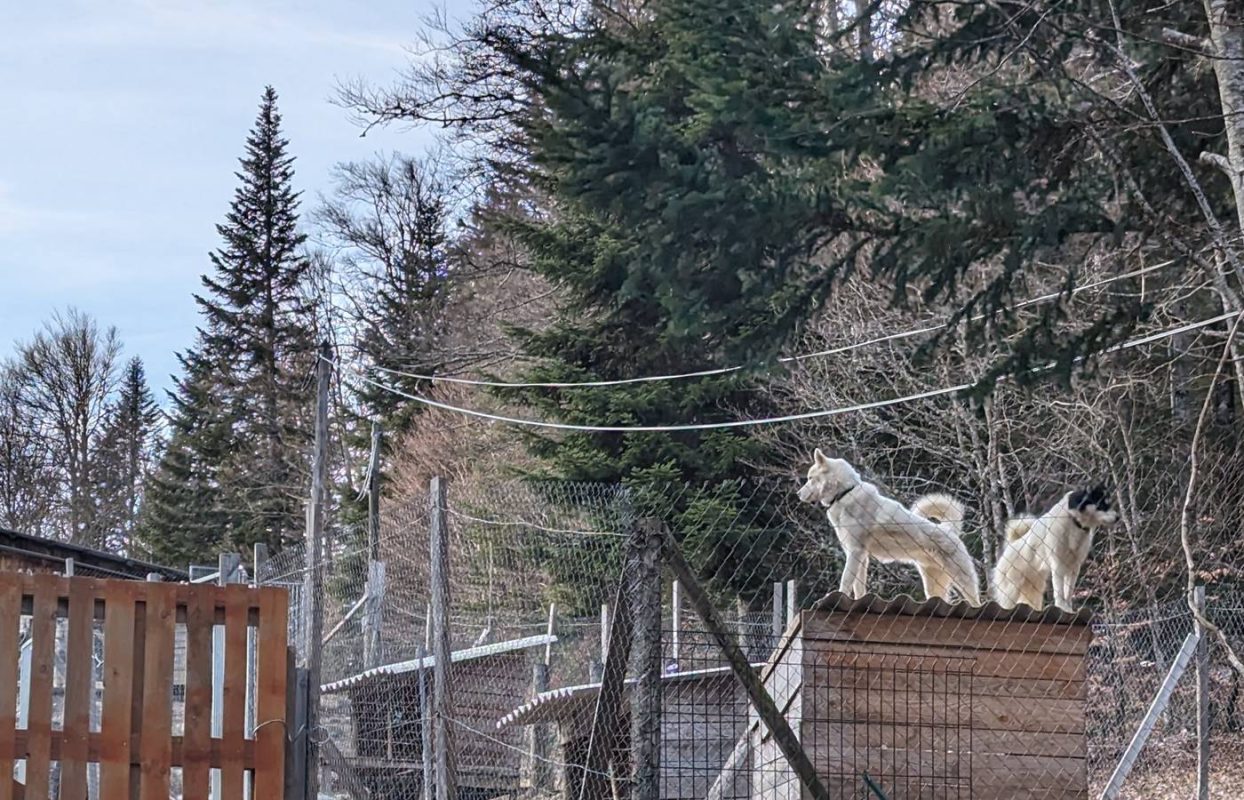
264;475;1244;799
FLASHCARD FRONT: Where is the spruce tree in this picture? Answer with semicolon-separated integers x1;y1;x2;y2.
139;351;236;564
486;0;832;608
141;86;315;563
93;357;160;554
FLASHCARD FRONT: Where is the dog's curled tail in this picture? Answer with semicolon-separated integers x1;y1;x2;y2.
910;493;965;535
1005;515;1038;542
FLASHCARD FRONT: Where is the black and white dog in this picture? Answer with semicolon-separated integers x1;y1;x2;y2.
992;485;1119;612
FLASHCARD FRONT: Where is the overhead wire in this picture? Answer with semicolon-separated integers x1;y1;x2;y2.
363;260;1177;389
332;310;1235;433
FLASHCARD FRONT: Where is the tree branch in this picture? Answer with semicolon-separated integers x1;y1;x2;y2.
1160;28;1209;54
1178;308;1244;677
1199;150;1238;177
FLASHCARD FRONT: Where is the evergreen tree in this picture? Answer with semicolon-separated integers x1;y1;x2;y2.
139;351;236;564
94;357;160;554
485;0;835;607
141;86;315;563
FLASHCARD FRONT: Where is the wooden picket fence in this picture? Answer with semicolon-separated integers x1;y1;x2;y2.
0;572;290;799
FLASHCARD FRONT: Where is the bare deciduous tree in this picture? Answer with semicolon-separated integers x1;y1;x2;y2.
13;308;120;544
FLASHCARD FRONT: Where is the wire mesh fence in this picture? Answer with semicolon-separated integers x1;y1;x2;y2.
266;473;1244;800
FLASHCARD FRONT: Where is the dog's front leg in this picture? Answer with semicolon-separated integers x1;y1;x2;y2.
1051;571;1074;613
840;549;869;599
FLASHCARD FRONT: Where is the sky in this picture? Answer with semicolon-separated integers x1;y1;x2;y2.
0;0;463;397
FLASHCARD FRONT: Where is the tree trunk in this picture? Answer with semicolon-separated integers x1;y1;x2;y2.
1203;0;1244;236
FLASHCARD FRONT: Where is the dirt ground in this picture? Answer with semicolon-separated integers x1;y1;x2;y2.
1094;731;1244;799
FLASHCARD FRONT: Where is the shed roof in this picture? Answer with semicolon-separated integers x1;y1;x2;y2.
497;663;760;729
321;633;557;693
809;591;1092;625
0;526;187;581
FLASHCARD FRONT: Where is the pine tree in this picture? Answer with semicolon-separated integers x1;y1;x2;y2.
141;86;315;563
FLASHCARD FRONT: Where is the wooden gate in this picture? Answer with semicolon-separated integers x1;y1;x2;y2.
0;573;289;799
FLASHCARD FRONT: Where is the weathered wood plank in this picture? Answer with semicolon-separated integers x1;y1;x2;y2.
220;586;249;796
806;686;1085;733
25;579;57;798
804;610;1093;655
803;723;1086;759
182;588;214;799
58;578;95;799
99;582;135;798
802;640;1086;683
0;579;19;800
139;583;175;800
254;586;289;798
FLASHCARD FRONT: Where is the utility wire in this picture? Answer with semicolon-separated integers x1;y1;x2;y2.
365;260;1176;389
332;310;1234;433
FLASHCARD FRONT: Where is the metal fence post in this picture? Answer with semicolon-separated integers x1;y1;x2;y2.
671;580;682;672
429;476;457;800
1195;585;1210;800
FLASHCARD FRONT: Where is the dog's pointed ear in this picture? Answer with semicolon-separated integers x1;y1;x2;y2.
1068;489;1088;511
813;448;829;466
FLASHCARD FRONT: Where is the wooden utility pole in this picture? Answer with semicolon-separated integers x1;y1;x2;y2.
304;341;331;800
363;422;385;670
429;476;457;800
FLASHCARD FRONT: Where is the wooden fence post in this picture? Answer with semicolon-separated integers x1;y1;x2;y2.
303;340;331;800
771;583;783;643
578;567;634;800
786;579;797;627
631;519;664;800
429;476;457;800
364;422;385;671
213;553;243;800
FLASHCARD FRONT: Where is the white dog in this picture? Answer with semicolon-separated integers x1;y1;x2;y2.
798;449;981;605
991;485;1118;612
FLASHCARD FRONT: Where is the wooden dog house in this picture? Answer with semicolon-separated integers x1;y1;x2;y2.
740;592;1093;799
498;663;761;799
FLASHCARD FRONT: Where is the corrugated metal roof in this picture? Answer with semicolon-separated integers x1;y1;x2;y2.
0;526;187;580
809;591;1093;625
497;663;761;729
321;633;557;693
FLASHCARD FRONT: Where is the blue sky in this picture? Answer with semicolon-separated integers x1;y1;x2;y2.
0;0;461;397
